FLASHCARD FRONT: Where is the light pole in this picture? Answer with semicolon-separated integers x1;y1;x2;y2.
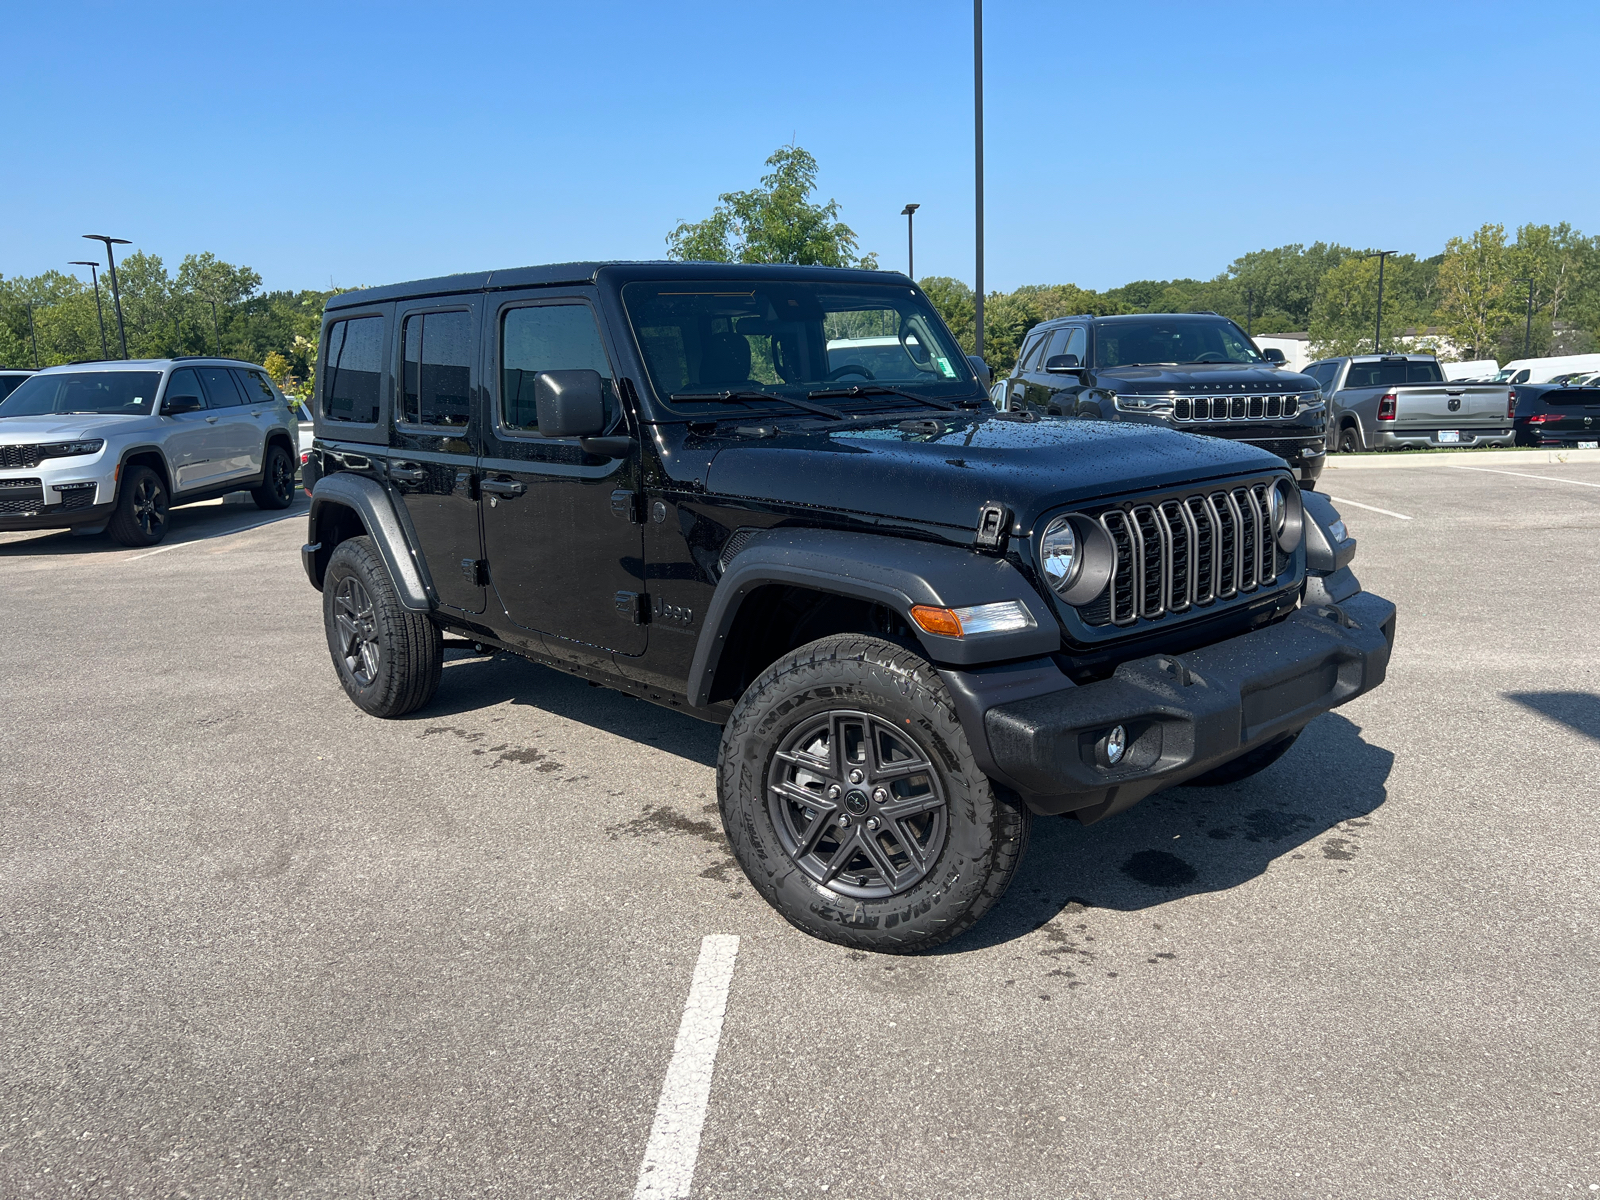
83;235;131;359
1246;288;1254;337
69;261;110;359
1511;277;1535;357
27;301;39;368
207;298;221;356
973;0;984;360
1364;250;1398;352
901;204;920;281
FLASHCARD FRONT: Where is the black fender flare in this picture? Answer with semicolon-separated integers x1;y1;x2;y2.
1074;400;1104;419
307;472;432;611
685;528;1061;707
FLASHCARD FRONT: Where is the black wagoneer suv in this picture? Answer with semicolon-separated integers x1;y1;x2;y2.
300;262;1394;952
999;312;1328;488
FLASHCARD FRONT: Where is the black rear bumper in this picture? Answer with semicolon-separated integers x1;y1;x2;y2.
940;590;1396;822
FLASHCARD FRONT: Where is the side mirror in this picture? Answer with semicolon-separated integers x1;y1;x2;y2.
1261;348;1286;364
1045;354;1084;374
535;369;606;438
966;355;991;387
162;394;203;415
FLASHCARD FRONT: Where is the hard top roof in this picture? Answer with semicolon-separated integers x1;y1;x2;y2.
29;357;266;372
326;261;913;311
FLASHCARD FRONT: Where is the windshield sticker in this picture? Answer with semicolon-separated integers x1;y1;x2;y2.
935;357;956;378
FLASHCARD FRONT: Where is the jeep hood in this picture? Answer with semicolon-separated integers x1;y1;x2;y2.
704;415;1284;531
0;414;152;441
1094;363;1317;393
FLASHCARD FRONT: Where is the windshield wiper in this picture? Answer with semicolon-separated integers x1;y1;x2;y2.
806;384;960;411
670;389;845;420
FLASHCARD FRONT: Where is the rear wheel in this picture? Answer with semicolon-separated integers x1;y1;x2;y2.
322;536;442;717
718;634;1031;953
1338;425;1362;454
107;465;170;547
252;443;295;510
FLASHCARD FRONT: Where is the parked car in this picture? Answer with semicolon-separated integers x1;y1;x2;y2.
0;369;35;403
288;398;315;453
1492;353;1600;385
0;357;300;545
299;261;1395;954
1511;379;1600;447
1304;354;1514;452
994;312;1327;488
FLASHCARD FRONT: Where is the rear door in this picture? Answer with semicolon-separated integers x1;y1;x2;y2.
234;367;289;466
195;366;259;481
479;289;645;658
389;301;486;615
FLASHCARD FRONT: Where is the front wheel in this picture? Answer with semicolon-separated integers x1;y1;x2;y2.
107;465;170;547
718;634;1031;953
322;536;442;717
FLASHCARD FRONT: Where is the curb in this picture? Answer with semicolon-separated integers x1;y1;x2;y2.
1322;447;1600;471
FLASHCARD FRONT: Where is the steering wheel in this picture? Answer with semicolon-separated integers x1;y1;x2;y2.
825;363;875;381
1192;352;1226;363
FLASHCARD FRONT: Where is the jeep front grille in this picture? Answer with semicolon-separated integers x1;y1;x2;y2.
1172;392;1312;422
0;444;44;469
0;477;44;515
1077;481;1291;628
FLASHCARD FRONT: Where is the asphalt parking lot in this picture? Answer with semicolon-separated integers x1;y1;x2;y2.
3;465;1597;1199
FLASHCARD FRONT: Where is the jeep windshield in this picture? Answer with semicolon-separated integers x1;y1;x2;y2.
0;371;163;417
1094;318;1262;368
622;281;980;416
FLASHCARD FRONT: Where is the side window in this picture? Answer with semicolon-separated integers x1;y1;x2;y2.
400;310;473;428
499;304;616;434
322;316;384;423
234;369;276;404
1017;333;1045;373
198;366;245;406
165;368;205;407
1058;326;1087;364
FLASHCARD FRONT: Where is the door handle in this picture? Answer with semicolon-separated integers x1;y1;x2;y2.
205;416;219;424
250;409;264;416
481;478;526;498
389;462;426;484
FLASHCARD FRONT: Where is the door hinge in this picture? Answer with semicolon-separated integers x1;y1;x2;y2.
461;558;489;586
615;590;650;624
610;488;644;523
974;501;1011;551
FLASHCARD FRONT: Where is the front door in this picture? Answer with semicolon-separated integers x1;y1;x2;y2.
479;291;646;657
389;301;485;614
159;367;221;491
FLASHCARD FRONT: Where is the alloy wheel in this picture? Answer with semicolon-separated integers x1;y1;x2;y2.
132;478;167;538
766;709;948;899
333;575;380;686
270;453;293;503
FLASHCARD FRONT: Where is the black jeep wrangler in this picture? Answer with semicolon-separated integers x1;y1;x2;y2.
301;263;1394;952
999;311;1328;488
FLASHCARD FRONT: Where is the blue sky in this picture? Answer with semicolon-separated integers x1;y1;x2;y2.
5;1;1597;295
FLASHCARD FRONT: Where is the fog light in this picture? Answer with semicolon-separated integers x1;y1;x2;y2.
1104;724;1126;766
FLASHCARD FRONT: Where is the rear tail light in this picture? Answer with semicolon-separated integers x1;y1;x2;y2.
1525;413;1554;424
300;451;311;465
1377;392;1397;421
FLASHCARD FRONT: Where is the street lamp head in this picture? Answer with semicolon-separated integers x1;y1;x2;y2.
901;203;920;216
83;234;131;245
69;261;99;268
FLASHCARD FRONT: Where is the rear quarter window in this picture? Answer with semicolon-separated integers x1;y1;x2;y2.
322;316;384;423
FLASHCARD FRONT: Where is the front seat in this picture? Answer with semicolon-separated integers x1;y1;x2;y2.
699;332;753;389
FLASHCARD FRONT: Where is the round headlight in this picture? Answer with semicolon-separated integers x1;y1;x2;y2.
1040;516;1079;595
1270;479;1303;551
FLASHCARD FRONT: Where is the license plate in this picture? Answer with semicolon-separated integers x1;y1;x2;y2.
1437;430;1461;443
1580;440;1599;449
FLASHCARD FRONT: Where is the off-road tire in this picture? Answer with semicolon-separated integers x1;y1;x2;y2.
107;465;170;547
252;443;295;510
1184;730;1301;787
322;536;442;718
718;634;1031;954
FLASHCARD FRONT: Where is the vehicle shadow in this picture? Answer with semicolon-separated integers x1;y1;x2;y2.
0;497;306;557
937;711;1394;953
1503;691;1600;745
426;650;721;768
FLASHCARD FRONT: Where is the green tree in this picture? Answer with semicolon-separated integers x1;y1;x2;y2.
667;145;878;268
918;276;976;354
1435;224;1517;361
1308;254;1415;358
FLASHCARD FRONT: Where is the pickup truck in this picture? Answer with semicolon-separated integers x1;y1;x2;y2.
1303;354;1514;452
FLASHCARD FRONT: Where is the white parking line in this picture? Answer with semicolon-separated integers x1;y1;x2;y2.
1324;495;1414;520
127;514;300;560
1452;465;1600;489
633;934;741;1200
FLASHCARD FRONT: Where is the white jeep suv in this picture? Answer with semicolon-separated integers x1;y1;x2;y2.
0;358;300;546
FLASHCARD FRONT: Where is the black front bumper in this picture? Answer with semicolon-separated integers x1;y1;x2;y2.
0;499;116;532
940;590;1396;821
